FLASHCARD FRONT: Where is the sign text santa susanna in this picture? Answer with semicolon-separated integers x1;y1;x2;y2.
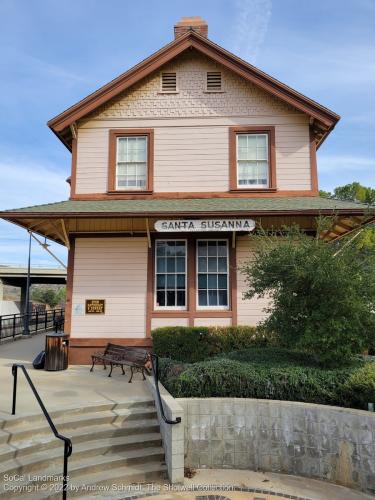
154;219;256;232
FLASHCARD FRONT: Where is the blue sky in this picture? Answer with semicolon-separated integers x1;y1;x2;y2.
0;0;374;266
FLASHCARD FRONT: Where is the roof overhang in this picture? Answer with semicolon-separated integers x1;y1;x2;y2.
47;30;340;152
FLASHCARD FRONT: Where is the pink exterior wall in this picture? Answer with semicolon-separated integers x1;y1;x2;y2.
70;237;148;338
75;51;311;194
236;235;270;326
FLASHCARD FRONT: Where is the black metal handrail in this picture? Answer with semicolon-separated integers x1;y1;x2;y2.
11;364;72;500
0;308;64;340
150;354;181;425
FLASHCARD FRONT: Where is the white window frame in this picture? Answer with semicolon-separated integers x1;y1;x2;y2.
115;135;148;191
154;239;187;310
196;239;229;310
236;133;269;189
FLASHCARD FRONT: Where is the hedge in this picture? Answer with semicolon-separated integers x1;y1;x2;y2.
158;347;370;409
152;326;273;363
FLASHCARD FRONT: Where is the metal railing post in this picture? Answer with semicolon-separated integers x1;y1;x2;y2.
13;314;16;339
150;354;181;425
35;310;39;332
11;365;17;415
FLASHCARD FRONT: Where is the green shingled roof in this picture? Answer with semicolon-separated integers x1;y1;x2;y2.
0;197;371;216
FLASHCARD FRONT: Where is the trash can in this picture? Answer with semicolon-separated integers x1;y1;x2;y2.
45;333;69;371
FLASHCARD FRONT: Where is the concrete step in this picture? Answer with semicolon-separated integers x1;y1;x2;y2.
0;430;162;464
0;406;157;444
0;398;154;431
14;461;168;500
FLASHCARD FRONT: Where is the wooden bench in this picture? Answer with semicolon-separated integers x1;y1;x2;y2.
90;343;150;382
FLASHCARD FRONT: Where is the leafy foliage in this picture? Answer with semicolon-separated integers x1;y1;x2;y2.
344;362;375;408
31;286;66;308
160;347;366;408
152;325;272;363
241;225;375;366
319;181;375;205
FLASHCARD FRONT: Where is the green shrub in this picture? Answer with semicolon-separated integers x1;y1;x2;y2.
152;325;272;363
344;362;375;409
157;347;369;408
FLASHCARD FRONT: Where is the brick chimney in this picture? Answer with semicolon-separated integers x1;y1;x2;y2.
174;16;208;39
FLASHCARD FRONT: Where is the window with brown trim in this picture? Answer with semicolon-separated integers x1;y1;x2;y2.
108;129;154;193
229;126;276;192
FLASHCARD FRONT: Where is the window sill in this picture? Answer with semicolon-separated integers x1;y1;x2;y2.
157;91;179;94
107;190;153;195
230;188;277;193
203;90;225;93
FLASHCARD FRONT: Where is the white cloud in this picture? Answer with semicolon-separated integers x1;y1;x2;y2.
231;0;272;64
318;154;375;174
0;159;69;210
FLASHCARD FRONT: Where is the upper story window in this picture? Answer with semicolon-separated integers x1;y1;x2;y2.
237;133;268;188
117;136;147;189
161;72;177;92
108;129;154;193
229;126;276;191
206;71;222;91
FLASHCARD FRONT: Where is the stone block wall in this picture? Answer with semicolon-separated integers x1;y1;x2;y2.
146;377;184;483
178;398;375;494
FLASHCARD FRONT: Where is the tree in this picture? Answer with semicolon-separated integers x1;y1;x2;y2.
241;225;375;366
31;286;65;308
320;181;375;205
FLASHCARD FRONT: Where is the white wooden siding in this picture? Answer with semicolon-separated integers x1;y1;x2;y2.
151;317;189;329
194;317;232;327
71;237;148;338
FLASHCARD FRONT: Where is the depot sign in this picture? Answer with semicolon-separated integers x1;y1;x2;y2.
154;219;256;232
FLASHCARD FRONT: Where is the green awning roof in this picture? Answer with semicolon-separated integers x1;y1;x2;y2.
0;197;371;217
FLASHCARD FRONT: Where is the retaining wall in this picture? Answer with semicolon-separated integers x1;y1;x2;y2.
178;397;375;494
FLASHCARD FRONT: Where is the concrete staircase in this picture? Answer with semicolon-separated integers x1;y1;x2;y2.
0;399;167;498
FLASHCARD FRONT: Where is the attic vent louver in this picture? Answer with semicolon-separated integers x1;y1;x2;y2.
207;72;222;91
161;72;177;92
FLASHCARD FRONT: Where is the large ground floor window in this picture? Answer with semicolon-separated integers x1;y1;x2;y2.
153;237;231;311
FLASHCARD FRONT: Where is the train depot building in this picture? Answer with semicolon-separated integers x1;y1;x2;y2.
1;17;372;364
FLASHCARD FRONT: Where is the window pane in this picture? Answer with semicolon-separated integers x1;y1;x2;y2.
207;241;217;256
207;274;217;289
198;274;207;289
157;275;165;289
198;241;207;256
218;257;227;272
166;258;175;272
166;290;175;306
157;258;165;272
176;291;185;306
175;241;186;256
156;242;166;256
198;290;207;306
176;274;185;289
156;291;165;307
218;290;228;306
166;242;176;256
208;290;218;306
198;257;207;272
176;257;185;272
217;241;227;256
218;274;227;289
167;274;175;288
208;257;217;272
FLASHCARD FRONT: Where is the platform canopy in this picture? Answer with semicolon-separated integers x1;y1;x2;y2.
1;197;374;247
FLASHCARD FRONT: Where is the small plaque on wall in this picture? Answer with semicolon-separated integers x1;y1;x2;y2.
85;299;105;314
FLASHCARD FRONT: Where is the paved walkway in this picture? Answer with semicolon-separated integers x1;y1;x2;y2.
0;333;151;418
